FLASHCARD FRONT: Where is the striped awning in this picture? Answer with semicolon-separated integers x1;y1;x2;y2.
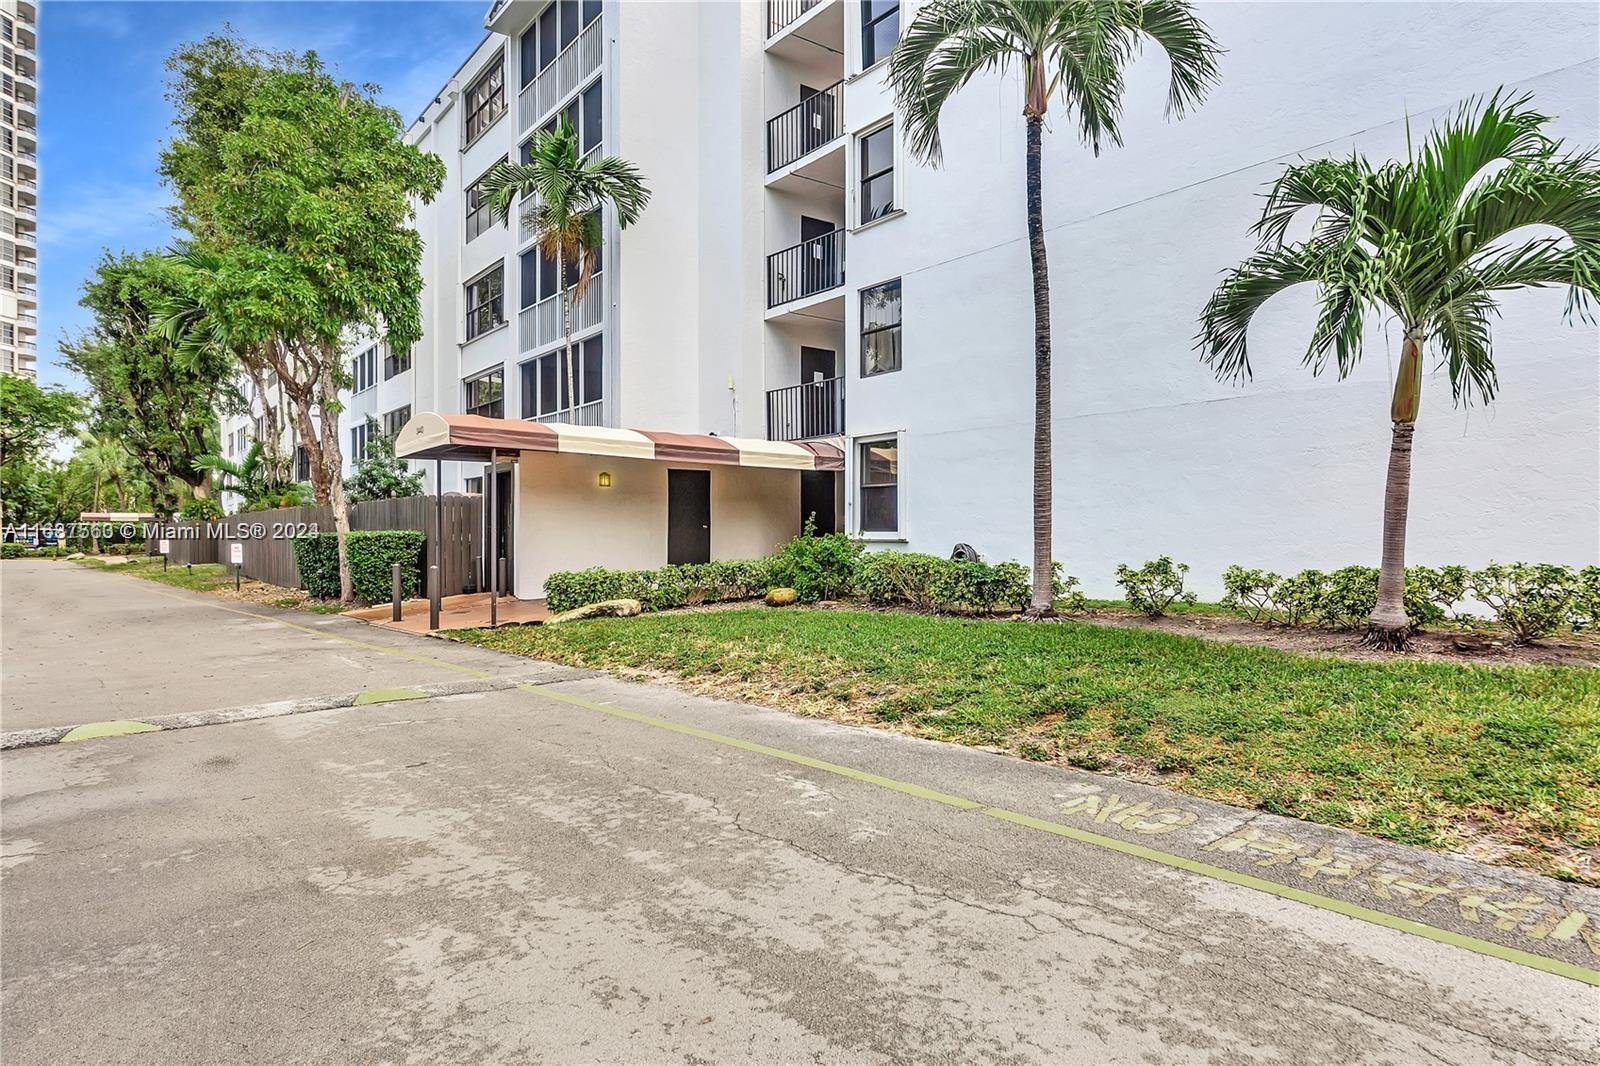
394;413;843;471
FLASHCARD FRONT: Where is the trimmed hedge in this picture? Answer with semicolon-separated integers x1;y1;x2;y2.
290;530;426;604
545;559;775;614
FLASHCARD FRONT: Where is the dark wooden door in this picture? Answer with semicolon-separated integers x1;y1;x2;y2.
799;346;835;438
801;215;834;295
667;469;711;564
800;471;837;535
494;469;514;590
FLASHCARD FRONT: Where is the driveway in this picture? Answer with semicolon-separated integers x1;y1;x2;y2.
2;561;1596;1064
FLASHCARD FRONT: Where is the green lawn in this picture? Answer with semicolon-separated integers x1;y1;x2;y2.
458;607;1600;882
72;555;241;593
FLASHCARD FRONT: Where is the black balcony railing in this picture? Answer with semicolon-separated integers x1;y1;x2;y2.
768;0;823;38
767;80;844;172
767;376;844;441
767;228;844;308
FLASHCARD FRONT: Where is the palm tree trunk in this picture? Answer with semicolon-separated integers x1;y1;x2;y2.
1366;329;1424;649
562;284;577;422
1024;114;1054;615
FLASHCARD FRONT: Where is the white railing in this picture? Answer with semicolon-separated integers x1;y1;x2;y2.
533;399;603;427
519;282;602;353
522;18;602;132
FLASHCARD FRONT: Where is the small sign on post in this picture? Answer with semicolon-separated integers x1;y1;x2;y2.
159;539;170;571
230;542;244;591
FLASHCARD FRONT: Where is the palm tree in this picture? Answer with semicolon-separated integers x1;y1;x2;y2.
888;0;1220;614
1198;91;1600;648
74;433;133;552
479;119;650;422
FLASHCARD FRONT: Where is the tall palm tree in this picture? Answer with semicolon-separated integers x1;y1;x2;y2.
479;119;650;422
889;0;1220;614
1198;91;1600;648
74;432;133;552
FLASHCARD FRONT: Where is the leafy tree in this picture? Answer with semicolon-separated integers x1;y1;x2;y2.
0;375;82;467
158;33;445;602
480;118;650;421
196;439;311;512
64;250;241;511
344;417;425;504
888;0;1220;614
1198;92;1600;648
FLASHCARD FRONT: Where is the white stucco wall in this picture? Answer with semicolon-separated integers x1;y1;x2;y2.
512;451;801;598
842;1;1600;598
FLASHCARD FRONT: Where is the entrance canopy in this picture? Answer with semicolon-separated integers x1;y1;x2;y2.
395;412;843;471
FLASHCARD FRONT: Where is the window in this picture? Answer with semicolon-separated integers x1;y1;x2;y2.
465;159;506;243
859;124;895;224
861;1;900;69
860;279;902;376
522;334;603;417
465;264;506;341
519;23;539;89
465;476;484;495
527;78;602;162
559;0;579;50
465;368;505;418
383;343;412;379
520;236;597;308
350;421;370;463
382;405;412;438
464;58;505;145
351;345;377;393
857;438;899;533
537;4;559;71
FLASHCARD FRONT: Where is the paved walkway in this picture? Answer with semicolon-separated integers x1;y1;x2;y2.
2;560;1596;1064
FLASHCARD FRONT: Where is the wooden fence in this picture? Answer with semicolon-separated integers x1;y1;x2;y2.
148;494;483;597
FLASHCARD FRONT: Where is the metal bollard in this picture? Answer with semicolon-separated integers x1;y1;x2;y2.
391;563;403;622
235;563;241;591
428;565;441;630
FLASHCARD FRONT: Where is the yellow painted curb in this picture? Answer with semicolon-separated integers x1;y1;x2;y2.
60;720;162;743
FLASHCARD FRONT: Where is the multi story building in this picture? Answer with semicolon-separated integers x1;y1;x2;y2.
221;1;1599;599
0;0;37;380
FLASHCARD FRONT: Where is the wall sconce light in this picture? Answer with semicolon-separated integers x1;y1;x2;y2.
597;471;612;488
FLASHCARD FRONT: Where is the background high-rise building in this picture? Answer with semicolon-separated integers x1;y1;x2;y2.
0;0;37;380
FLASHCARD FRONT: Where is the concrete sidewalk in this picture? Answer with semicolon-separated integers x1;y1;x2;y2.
3;560;1597;1063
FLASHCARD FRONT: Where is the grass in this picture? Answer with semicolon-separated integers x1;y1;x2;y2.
70;555;348;613
457;607;1600;882
72;555;242;593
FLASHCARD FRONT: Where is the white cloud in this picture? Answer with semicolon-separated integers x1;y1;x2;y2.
38;181;173;254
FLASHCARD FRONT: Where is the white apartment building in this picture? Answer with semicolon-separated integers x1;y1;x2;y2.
0;0;37;380
222;1;1599;599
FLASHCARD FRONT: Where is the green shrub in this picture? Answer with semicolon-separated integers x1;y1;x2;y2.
855;552;1050;615
543;560;775;614
1467;562;1579;644
180;497;223;521
290;530;426;604
1408;564;1470;622
766;523;862;602
1573;566;1600;633
1;542;26;559
855;552;947;610
1051;565;1088;613
1221;565;1280;622
1311;565;1442;630
1269;569;1325;626
1114;556;1197;618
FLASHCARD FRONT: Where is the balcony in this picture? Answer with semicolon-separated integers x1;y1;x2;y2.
768;0;821;38
766;0;843;62
519;16;602;133
532;398;604;427
767;377;843;442
767;229;844;309
519;281;602;353
767;81;843;173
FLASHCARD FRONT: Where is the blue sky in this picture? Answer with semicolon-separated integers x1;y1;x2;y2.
37;1;487;389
